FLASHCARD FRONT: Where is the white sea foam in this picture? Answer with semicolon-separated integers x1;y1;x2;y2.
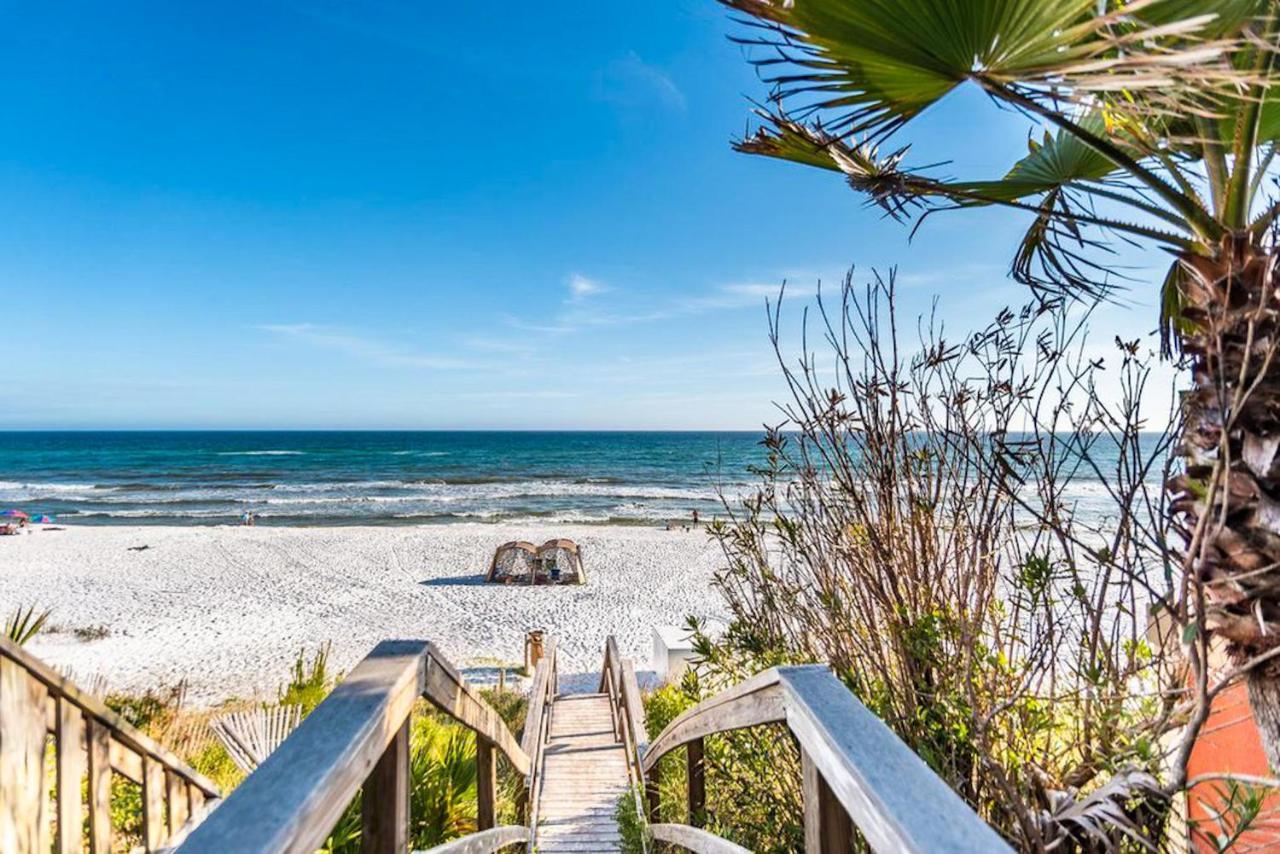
215;450;306;456
0;481;103;494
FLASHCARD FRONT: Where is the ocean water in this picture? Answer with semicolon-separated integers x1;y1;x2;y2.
0;431;1164;527
0;432;764;526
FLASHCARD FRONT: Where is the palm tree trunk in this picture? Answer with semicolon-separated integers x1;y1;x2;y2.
1172;233;1280;768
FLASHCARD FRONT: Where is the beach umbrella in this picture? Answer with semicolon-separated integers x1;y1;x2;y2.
31;515;53;524
0;509;28;519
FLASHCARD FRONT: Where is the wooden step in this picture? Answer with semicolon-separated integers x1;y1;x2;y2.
533;691;633;851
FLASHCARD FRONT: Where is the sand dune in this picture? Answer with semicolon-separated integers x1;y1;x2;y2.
1;523;729;704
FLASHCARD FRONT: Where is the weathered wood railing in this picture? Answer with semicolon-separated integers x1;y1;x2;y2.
599;637;652;853
519;637;556;850
641;665;1013;852
177;640;531;853
600;636;647;790
0;636;220;853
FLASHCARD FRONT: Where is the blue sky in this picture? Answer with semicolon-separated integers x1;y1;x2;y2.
0;1;1171;429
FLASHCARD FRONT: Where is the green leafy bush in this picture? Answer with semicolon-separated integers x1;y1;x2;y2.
644;668;804;853
615;789;647;854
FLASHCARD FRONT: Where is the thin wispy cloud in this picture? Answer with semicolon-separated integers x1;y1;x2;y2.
567;273;606;301
257;323;483;371
507;275;822;336
679;281;819;311
595;52;686;114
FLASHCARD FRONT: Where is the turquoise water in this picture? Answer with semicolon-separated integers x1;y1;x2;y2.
0;431;1157;527
0;431;764;525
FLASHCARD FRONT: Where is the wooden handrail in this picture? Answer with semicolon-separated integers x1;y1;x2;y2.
177;640;532;853
650;823;751;854
416;825;527;853
0;636;218;853
641;665;1012;853
0;636;220;795
422;641;530;777
599;636;647;788
521;637;557;850
598;636;651;854
642;667;787;769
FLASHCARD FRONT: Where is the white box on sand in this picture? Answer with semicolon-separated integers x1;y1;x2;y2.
653;625;696;683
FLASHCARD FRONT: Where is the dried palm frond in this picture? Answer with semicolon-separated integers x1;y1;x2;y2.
212;703;303;774
1038;768;1169;851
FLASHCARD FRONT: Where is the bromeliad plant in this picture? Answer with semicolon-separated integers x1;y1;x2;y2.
5;604;50;645
718;0;1280;770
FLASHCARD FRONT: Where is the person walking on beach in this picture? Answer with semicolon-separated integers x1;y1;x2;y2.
691;509;699;527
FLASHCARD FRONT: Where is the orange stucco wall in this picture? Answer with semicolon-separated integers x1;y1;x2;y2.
1186;681;1280;849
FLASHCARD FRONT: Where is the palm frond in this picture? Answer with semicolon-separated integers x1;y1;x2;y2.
721;0;1252;144
735;115;921;217
1037;768;1168;851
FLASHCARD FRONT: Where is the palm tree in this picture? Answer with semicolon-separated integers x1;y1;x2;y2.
716;0;1280;769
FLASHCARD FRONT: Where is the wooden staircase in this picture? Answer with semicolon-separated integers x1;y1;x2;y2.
535;692;631;852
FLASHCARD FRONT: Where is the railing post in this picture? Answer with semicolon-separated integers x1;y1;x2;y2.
687;737;705;828
646;763;662;823
142;756;166;850
86;719;112;854
801;749;852;853
476;738;497;830
1;657;50;854
56;698;86;854
362;719;410;854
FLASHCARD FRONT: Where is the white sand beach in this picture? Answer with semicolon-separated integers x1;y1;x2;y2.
1;523;730;704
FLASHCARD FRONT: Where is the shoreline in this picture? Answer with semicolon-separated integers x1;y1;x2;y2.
2;522;729;704
39;515;712;529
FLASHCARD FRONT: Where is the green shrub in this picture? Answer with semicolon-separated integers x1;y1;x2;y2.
479;686;527;738
643;671;803;853
188;740;243;792
478;687;528;825
615;790;647;854
93;649;529;850
279;643;332;713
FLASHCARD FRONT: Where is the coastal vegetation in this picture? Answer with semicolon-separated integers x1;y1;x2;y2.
715;0;1280;778
661;274;1192;849
608;0;1280;849
5;604;50;645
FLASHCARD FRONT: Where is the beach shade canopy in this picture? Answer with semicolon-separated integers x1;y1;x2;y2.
31;515;53;524
485;541;539;583
485;538;587;585
536;539;586;584
0;509;28;519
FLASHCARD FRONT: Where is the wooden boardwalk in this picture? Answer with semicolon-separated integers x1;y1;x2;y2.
2;633;1011;853
535;692;630;852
